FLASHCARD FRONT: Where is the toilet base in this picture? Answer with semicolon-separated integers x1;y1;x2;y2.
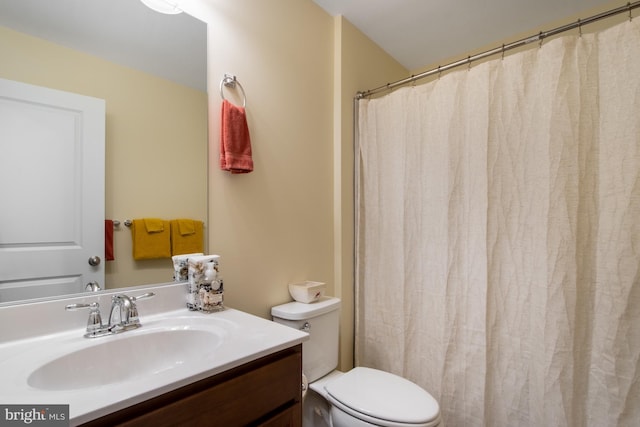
330;403;442;427
304;370;343;427
302;388;331;427
330;405;381;427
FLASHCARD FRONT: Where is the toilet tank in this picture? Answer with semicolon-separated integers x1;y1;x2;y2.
272;297;341;383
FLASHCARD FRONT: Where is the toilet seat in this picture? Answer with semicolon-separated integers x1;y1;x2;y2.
324;367;440;427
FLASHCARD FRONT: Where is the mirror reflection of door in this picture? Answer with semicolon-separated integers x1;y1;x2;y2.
0;78;105;302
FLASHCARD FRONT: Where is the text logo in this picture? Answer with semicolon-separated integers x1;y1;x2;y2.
0;405;69;426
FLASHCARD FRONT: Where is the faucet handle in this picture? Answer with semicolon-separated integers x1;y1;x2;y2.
65;302;96;311
131;292;155;302
127;292;155;326
65;302;109;338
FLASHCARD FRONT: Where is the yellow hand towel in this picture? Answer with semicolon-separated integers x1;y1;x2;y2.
177;219;196;235
144;218;165;233
171;219;204;255
132;218;171;260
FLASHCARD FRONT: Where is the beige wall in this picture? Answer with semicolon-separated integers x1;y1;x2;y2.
188;0;336;321
0;26;208;288
179;0;406;370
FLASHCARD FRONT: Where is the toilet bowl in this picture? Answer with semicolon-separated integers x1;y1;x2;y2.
272;297;441;427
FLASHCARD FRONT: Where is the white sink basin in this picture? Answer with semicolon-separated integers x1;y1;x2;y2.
27;329;222;391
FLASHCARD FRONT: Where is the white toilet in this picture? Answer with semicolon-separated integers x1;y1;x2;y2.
272;297;442;427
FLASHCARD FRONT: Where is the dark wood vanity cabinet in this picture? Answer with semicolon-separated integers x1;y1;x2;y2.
81;344;302;427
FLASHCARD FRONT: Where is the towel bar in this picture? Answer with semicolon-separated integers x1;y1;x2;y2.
121;219;205;228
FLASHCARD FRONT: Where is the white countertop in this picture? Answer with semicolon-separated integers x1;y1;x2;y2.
0;283;308;426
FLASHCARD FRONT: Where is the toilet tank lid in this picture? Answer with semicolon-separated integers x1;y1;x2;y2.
271;296;340;320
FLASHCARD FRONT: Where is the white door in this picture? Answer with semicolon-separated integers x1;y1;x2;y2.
0;78;105;303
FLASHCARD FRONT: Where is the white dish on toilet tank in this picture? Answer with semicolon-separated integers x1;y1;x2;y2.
288;281;326;303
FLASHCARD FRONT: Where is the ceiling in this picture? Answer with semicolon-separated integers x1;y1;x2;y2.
0;0;207;91
313;0;618;71
0;0;620;92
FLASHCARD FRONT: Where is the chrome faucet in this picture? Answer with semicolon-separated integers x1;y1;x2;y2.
85;281;101;292
65;292;155;338
108;292;155;332
108;294;135;332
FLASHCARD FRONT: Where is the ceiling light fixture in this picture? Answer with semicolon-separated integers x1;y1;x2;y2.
140;0;183;15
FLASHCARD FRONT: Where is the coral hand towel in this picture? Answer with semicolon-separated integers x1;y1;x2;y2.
220;99;253;173
131;218;171;260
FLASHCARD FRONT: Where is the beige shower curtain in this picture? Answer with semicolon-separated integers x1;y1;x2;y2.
356;19;640;427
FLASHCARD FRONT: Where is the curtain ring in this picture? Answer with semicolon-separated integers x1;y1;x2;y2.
438;66;442;79
578;18;582;37
629;2;633;21
501;44;505;60
538;31;544;48
467;56;471;71
411;75;416;87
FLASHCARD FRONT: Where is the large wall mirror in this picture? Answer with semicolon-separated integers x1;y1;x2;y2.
0;0;208;304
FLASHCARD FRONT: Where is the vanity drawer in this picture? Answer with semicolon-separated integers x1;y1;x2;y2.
257;404;301;427
83;344;302;427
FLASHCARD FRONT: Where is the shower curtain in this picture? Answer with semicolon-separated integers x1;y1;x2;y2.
356;19;640;427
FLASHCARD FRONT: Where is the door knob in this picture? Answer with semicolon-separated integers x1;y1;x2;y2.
88;256;101;266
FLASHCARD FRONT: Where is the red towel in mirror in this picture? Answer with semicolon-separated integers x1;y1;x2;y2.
220;99;253;173
105;219;115;261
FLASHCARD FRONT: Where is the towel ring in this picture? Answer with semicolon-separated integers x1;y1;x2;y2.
220;74;246;108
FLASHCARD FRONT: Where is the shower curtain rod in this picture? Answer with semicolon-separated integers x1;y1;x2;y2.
356;1;640;99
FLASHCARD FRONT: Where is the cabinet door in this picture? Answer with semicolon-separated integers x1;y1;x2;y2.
86;346;302;427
